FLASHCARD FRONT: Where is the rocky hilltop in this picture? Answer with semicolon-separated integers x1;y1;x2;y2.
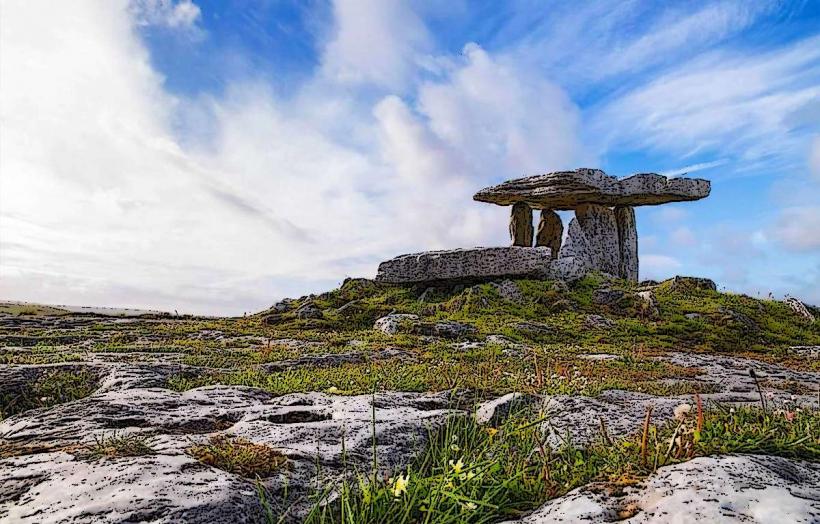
1;275;818;523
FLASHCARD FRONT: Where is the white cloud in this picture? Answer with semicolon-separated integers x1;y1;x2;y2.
593;35;820;175
659;159;728;178
772;207;820;252
654;207;688;223
0;0;584;314
321;0;431;90
811;136;820;179
670;226;697;247
640;254;682;280
130;0;201;29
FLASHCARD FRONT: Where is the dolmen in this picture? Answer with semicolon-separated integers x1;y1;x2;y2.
376;168;710;284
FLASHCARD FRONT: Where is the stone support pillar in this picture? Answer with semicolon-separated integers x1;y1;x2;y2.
509;202;534;247
615;206;639;282
575;204;620;276
535;209;562;260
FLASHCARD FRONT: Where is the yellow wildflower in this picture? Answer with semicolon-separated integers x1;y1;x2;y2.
392;473;409;497
449;457;464;476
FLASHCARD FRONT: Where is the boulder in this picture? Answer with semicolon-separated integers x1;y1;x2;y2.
575;204;620;276
489;280;525;304
506;455;820;524
592;288;625;306
375;247;552;284
785;297;816;323
294;302;323;320
535;210;562;259
373;314;420;335
475;392;540;426
614;206;638;281
473;168;710;210
668;276;717;293
584;314;615;330
510;202;534;246
637;290;660;318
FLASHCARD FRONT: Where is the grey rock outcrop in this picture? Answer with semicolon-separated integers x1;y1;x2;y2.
785;297;816;322
535;210;562;259
475;392;539;426
615;206;638;281
510;202;534;246
373;314;420;335
0;379;462;523
668;276;717;293
507;455;820;523
375;247;552;284
474;168;711;209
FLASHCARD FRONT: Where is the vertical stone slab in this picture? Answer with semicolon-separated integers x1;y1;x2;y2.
509;202;534;247
535;209;563;260
615;206;638;282
554;217;593;280
575;204;620;276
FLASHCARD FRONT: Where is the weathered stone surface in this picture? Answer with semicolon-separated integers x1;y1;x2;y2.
489;280;525;303
535;210;562;259
668;276;717;293
510;202;534;246
785;297;816;322
637;290;660;318
591;288;625;306
575;204;620;276
614;206;638;281
373;314;420;335
294;302;323;319
474;168;710;210
0;378;463;523
375;247;552;284
553;218;593;280
373;314;475;339
475;392;539;427
583;314;615;330
507;455;820;523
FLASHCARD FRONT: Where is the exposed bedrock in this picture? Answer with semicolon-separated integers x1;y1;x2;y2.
510;202;534;246
615;206;638;281
535;210;562;260
575;204;621;276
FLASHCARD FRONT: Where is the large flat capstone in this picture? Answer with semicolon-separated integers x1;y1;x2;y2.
375;247;552;284
473;168;710;210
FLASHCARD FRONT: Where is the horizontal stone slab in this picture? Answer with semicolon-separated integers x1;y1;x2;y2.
375;247;552;284
473;168;710;210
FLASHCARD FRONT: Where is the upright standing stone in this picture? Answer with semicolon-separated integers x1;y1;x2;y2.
535;210;563;259
552;217;593;280
615;206;638;282
575;204;620;276
510;202;534;247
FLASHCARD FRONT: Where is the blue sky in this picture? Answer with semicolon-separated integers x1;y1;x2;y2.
1;0;819;314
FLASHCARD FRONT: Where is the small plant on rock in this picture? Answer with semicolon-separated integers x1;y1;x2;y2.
188;434;288;478
88;432;155;459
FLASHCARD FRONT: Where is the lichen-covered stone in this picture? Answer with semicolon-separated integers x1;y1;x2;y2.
510;202;534;246
507;455;820;524
474;168;710;210
552;217;593;281
615;206;638;281
535;210;562;260
575;204;620;276
785;297;816;323
375;247;552;284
